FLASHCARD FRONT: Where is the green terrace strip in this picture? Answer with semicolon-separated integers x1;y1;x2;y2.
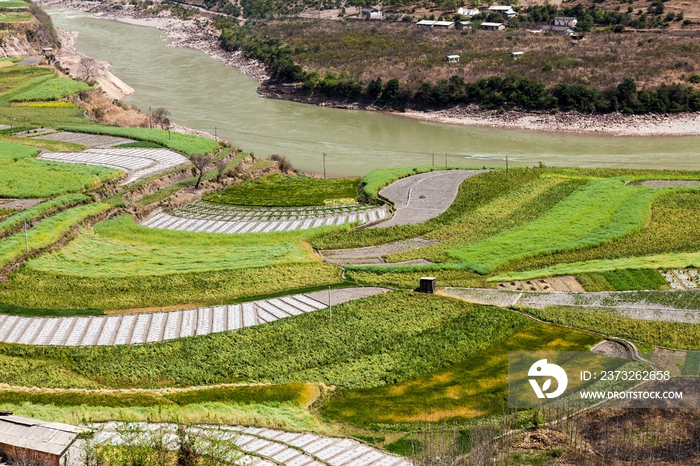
0;292;530;389
26;215;334;277
0;263;341;311
0;134;86;152
322;323;599;425
8;77;91;102
578;269;670;292
204;174;360;207
523;306;700;351
0;72;53;102
0;194;88;236
312;168;544;250
59;126;220;157
0;383;317;408
0;353;102;389
491;251;700;282
0;202;111;268
0;140;120;198
13;102;78;108
386;175;584;263
499;189;700;273
446;177;661;274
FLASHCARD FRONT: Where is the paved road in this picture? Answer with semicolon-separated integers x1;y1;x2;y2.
0;287;386;347
376;170;488;228
93;422;410;466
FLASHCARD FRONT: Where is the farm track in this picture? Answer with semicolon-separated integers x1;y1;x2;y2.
141;204;390;234
443;287;700;323
40;148;190;184
0;287;385;347
93;422;410;466
374;170;488;228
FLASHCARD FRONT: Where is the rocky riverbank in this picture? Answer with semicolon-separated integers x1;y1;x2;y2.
39;0;700;137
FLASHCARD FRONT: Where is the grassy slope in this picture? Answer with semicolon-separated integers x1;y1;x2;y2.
323;322;599;425
0;203;111;268
0;140;120;198
8;76;90;102
205;174;361;206
446;177;660;274
0;194;87;236
577;269;670;292
0;293;530;389
27;215;328;277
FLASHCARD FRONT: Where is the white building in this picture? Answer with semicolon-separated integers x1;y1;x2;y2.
457;7;480;17
361;7;383;20
488;5;518;19
480;22;506;31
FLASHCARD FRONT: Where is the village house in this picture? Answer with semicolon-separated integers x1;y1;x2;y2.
488;5;518;19
0;413;84;466
445;54;460;63
455;21;472;30
416;19;437;28
361;7;382;20
553;16;577;28
510;51;524;60
480;22;506;31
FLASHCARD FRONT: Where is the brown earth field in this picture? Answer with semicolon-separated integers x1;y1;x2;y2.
252;19;700;93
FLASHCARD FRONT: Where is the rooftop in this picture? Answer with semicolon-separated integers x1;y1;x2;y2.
0;415;81;457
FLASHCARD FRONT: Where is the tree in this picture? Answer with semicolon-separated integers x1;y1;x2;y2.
367;77;384;100
79;56;98;82
177;426;199;466
383;78;401;102
152;107;171;129
191;154;213;190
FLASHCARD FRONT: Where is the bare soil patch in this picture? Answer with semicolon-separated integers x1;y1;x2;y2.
498;275;584;292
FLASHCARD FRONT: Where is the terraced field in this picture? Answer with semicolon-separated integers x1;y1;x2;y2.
142;202;390;234
94;422;410;466
38;131;135;148
0;288;383;347
662;269;700;290
40;148;189;184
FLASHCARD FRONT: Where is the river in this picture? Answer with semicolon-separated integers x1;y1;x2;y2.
49;8;700;176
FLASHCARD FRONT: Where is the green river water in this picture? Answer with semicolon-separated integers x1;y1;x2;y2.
49;9;700;176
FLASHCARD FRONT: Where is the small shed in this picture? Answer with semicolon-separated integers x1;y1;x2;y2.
42;47;53;54
553;16;577;28
455;21;472;30
544;25;575;35
510;51;524;60
480;22;505;31
420;277;436;294
416;20;437;28
0;414;84;466
361;7;382;20
433;20;455;29
445;54;460;63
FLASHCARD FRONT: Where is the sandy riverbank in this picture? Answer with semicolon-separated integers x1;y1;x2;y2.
39;0;700;137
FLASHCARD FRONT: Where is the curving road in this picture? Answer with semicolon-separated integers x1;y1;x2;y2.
375;169;488;228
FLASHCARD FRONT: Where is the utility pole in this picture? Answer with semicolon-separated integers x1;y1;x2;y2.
506;155;509;174
24;220;28;254
168;129;171;140
432;152;435;166
328;286;332;321
445;153;447;168
23;117;26;134
323;152;327;179
215;126;217;138
149;106;152;129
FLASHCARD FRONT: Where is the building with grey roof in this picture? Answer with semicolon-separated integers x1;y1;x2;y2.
0;414;84;466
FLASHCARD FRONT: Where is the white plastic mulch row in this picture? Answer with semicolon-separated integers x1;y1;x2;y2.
661;269;699;290
0;294;326;347
141;207;389;234
177;201;379;222
92;422;410;466
39;148;189;184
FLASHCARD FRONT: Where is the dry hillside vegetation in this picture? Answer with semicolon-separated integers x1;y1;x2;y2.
259;20;700;91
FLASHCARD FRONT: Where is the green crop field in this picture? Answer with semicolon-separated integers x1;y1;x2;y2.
0;142;120;198
26;215;341;278
0;203;111;268
446;177;660;274
0;293;531;389
8;77;91;102
323;323;599;425
204;174;360;206
0;134;86;152
0;0;29;8
578;269;670;292
0;194;88;236
59;125;219;157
